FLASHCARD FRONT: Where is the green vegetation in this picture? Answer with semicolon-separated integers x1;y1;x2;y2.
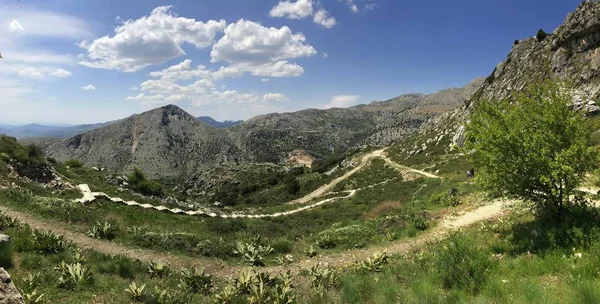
128;168;164;197
536;29;548;41
466;79;597;220
0;136;45;164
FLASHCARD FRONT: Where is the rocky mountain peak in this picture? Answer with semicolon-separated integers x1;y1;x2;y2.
473;0;600;105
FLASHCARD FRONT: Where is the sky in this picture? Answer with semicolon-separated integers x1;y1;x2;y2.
0;0;583;124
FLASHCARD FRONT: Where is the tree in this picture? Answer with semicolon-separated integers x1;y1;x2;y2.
465;79;597;219
536;29;547;42
284;175;301;195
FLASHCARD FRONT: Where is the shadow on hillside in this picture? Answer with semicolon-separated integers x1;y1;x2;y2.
508;199;600;254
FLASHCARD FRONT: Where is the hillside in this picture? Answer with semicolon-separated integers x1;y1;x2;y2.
44;79;482;175
472;0;600;108
229;78;483;162
45;105;246;178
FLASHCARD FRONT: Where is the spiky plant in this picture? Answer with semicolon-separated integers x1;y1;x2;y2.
124;281;146;302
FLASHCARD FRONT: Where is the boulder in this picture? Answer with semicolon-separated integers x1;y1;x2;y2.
0;268;23;304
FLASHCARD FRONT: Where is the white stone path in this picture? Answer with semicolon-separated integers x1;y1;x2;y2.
73;149;440;219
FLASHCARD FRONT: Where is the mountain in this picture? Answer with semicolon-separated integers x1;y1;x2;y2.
197;116;243;128
471;1;600;107
229;78;483;162
45;79;482;177
0;122;115;139
46;105;246;178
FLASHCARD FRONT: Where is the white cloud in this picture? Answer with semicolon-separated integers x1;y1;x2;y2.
8;20;25;32
79;6;226;72
1;10;90;39
18;67;43;78
263;93;288;102
130;86;139;90
81;85;96;91
323;53;328;58
269;0;314;19
313;9;337;28
365;3;377;11
323;95;360;108
210;19;316;77
211;19;316;65
261;78;270;82
50;68;72;77
350;4;359;13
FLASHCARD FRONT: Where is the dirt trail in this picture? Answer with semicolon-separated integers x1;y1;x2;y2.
289;149;440;205
0;198;511;277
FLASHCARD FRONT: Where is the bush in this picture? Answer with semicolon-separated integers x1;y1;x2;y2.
64;159;83;168
513;39;520;45
86;221;118;240
179;267;213;294
97;254;143;279
0;238;13;269
536;29;547;41
466;79;597;220
128;168;164;197
32;230;69;254
435;233;495;294
284;175;301;195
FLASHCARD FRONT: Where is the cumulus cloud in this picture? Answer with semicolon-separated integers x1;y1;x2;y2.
263;93;288;102
261;78;270;82
313;9;337;28
81;85;96;91
50;68;72;77
269;0;336;29
18;67;43;78
269;0;313;19
78;6;226;72
210;19;316;77
323;95;360;109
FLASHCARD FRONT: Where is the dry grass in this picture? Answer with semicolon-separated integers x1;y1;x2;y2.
365;201;403;219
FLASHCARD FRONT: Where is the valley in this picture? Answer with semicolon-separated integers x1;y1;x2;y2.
2;0;600;303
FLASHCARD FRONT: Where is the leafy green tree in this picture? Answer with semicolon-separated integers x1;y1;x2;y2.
466;79;597;219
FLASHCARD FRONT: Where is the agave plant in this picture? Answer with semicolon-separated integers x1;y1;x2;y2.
309;264;339;290
214;283;238;304
178;266;213;295
277;254;294;266
55;262;93;290
20;272;42;293
361;251;390;272
148;261;170;278
305;246;318;258
248;277;268;304
86;221;118;240
124;281;146;302
127;225;150;238
234;241;274;267
32;230;69;254
22;289;45;304
234;269;256;294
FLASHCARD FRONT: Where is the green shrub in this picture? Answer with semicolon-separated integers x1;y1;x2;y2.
179;267;213;294
55;261;93;290
86;221;118;240
97;254;143;279
31;230;69;254
315;224;373;249
435;233;495;294
536;29;547;41
128;168;164;197
0;238;13;269
271;239;293;254
513;39;520;45
64;159;83;168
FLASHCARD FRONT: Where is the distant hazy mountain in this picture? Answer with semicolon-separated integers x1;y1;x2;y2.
0;122;115;139
197;116;243;128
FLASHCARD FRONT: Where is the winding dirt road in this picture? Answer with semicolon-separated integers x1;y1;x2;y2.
0;198;511;277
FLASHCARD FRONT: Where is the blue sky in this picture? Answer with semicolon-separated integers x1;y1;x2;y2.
0;0;582;124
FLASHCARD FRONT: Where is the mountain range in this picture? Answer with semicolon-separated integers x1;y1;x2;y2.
44;79;483;177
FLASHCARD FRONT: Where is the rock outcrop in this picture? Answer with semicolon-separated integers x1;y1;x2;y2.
472;0;600;108
0;267;23;304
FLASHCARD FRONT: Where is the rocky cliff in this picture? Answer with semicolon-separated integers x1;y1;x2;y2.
473;0;600;109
